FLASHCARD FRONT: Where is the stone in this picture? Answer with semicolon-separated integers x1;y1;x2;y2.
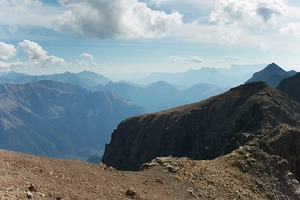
28;183;37;192
126;188;137;197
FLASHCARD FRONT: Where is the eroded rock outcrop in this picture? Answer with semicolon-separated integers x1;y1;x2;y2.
102;82;300;170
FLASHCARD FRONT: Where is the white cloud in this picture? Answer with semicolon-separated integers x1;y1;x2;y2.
168;56;203;64
76;60;88;66
0;0;62;28
220;56;243;61
260;42;271;51
148;0;171;7
280;23;300;38
209;0;286;32
0;42;16;60
80;53;94;60
52;0;183;39
18;40;65;67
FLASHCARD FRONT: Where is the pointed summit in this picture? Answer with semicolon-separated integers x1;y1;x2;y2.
245;63;297;87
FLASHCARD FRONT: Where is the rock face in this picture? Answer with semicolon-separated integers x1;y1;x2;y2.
102;81;300;170
0;80;143;159
245;63;297;87
277;72;300;104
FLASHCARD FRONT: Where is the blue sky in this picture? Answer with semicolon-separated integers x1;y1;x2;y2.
0;0;300;81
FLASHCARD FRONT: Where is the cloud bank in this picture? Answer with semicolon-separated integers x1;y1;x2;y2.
52;0;183;39
168;56;203;64
0;40;65;70
209;0;285;32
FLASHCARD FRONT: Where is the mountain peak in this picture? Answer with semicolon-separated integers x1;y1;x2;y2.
245;63;296;87
264;63;285;73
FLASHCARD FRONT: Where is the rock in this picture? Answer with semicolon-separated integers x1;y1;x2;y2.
28;183;37;192
164;164;179;173
126;188;137;197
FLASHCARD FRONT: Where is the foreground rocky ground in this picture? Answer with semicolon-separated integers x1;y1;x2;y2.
1;140;300;200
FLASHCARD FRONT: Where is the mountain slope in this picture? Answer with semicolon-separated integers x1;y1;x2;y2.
2;146;300;199
277;72;300;103
0;80;143;159
245;63;297;87
102;81;300;170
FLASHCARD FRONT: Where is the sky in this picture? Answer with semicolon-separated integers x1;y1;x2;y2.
0;0;300;81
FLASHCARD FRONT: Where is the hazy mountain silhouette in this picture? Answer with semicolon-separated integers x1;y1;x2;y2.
0;71;111;90
245;63;297;87
133;64;265;87
97;81;226;112
0;80;143;160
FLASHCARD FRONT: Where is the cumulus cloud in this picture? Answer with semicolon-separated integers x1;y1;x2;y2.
148;0;171;7
52;0;183;39
168;56;203;64
18;40;65;67
76;60;88;66
209;0;285;32
0;42;16;60
280;23;300;38
80;53;94;60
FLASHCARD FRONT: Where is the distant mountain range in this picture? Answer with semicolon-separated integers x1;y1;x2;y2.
97;81;227;112
245;63;297;87
0;71;111;90
0;80;143;160
133;64;265;87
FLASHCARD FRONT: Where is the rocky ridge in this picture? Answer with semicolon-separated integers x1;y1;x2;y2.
102;81;300;170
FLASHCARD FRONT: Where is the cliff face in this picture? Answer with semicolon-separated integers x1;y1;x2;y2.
102;82;300;170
